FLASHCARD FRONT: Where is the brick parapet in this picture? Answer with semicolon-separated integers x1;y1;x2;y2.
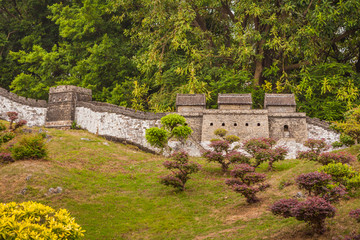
0;87;47;108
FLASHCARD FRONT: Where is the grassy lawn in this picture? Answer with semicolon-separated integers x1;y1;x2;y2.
1;122;360;239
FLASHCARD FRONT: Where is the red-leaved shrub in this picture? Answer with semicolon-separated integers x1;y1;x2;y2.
271;196;336;234
226;163;268;204
296;172;332;196
270;198;299;218
318;151;356;165
292;196;336;234
203;140;250;172
160;151;201;191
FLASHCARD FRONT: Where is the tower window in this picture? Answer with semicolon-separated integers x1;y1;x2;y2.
257;123;261;126
222;123;225;126
245;123;249;126
234;123;237;126
210;123;213;126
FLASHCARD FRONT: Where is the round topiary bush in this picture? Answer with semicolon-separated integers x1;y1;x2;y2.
0;201;85;239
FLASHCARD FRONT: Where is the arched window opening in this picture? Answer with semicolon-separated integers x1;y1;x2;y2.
222;123;225;126
234;123;237;126
210;123;213;126
245;123;249;126
257;123;261;126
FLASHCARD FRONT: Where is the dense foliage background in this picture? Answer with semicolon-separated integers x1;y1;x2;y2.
1;0;360;120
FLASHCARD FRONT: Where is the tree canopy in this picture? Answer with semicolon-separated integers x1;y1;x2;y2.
1;0;360;120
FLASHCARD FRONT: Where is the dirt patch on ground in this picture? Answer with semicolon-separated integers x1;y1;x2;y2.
194;225;247;240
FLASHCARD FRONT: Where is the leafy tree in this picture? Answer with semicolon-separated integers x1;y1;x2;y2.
145;113;193;153
332;106;360;144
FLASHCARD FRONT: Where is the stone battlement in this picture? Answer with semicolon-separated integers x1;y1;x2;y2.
0;85;340;156
0;87;47;108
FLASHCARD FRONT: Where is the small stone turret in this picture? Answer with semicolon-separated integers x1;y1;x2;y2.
218;94;252;110
264;94;296;113
45;85;92;128
176;94;206;112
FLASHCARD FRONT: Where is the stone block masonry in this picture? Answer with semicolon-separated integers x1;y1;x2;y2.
0;87;47;126
0;85;341;157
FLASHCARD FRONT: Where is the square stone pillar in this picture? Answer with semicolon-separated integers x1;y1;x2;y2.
45;85;92;128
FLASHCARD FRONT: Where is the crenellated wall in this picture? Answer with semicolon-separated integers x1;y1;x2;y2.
0;85;342;157
75;101;166;152
0;87;47;126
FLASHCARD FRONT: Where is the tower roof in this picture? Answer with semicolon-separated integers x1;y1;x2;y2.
176;94;206;106
264;94;296;107
218;94;252;105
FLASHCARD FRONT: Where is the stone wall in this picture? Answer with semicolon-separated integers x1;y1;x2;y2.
0;87;47;126
75;101;166;152
306;117;340;145
201;110;269;141
0;85;342;158
268;113;307;143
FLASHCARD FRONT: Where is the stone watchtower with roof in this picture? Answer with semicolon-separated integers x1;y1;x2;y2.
176;93;308;143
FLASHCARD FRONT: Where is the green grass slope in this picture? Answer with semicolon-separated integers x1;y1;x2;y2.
1;122;360;240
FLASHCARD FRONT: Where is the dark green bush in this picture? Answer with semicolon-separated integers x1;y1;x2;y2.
10;134;47;160
340;134;355;147
0;132;15;145
331;141;343;148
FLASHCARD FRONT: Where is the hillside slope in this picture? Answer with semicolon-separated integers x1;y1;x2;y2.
0;123;360;240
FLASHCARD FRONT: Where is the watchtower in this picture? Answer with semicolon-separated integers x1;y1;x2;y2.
45;85;92;128
264;94;296;113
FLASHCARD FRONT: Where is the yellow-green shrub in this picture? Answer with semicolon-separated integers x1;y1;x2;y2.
0;201;85;239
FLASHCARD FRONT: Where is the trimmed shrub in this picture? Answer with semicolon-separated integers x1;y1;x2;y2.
214;128;228;138
253;147;287;170
296;172;332;196
292;196;336;234
225;135;240;143
318;152;356;165
271;197;336;234
10;134;47;160
242;137;287;170
296;150;318;161
145;114;192;152
297;139;329;162
319;163;357;185
14;120;27;130
7;111;18;129
145;128;168;148
160;113;186;130
304;138;329;154
226;163;268;204
243;138;272;155
270;198;299;218
160;151;201;191
0;201;85;239
226;151;250;164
